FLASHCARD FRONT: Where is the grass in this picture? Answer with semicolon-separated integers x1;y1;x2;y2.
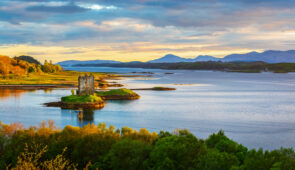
0;71;110;86
96;88;136;96
61;94;103;103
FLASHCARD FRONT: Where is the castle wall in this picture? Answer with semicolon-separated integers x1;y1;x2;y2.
77;74;94;96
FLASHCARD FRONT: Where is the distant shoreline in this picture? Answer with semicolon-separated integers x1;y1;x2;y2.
68;61;295;73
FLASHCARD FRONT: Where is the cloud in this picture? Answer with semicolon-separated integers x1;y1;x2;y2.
26;4;89;14
1;0;295;62
61;51;84;54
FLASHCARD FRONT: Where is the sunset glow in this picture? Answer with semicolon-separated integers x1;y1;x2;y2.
0;0;294;63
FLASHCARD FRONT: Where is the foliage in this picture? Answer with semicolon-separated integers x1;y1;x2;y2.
148;129;206;169
61;94;103;103
42;60;62;73
0;55;27;77
11;144;77;170
0;121;295;169
96;88;136;96
100;139;152;170
0;55;62;78
14;55;42;65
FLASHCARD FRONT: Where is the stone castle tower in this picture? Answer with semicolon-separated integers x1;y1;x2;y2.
77;74;94;96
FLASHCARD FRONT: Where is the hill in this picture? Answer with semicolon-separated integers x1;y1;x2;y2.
148;50;295;63
56;50;295;66
14;55;42;65
148;54;196;63
222;50;295;63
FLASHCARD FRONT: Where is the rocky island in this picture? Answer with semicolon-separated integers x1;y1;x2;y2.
45;75;140;109
96;88;140;100
45;94;105;109
45;74;105;109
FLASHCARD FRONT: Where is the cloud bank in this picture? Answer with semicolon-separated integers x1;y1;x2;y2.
0;0;295;62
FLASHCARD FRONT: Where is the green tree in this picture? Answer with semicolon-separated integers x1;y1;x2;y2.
148;130;206;169
100;139;152;170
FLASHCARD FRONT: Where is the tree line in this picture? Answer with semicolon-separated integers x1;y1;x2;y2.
0;121;294;169
75;61;295;73
0;55;62;77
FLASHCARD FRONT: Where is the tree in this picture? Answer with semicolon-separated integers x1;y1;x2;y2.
148;130;206;169
99;139;152;170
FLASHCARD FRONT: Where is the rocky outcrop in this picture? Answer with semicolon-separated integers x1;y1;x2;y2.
131;87;176;91
44;101;105;109
99;94;140;100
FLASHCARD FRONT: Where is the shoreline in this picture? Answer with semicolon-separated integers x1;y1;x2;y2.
0;70;153;90
0;84;75;90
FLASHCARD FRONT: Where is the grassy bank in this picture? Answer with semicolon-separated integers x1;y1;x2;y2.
95;88;140;100
0;121;294;169
0;71;110;86
96;88;136;96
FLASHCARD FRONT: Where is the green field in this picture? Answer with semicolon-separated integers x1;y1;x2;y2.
0;71;110;86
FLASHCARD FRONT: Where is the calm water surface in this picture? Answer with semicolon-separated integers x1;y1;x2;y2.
1;67;295;150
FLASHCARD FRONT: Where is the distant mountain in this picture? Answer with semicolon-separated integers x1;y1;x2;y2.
194;55;220;62
148;50;295;63
57;50;295;66
222;50;295;63
148;54;219;63
57;60;121;66
148;54;195;63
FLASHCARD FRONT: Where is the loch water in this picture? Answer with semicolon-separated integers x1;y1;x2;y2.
1;67;295;150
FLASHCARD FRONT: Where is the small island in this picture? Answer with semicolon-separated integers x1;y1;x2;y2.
131;86;176;91
96;88;140;100
45;74;105;109
45;94;105;109
45;76;140;109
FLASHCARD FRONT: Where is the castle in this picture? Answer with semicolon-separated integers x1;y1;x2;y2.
77;74;94;96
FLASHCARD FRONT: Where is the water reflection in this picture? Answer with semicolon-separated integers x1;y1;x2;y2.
61;108;95;127
105;100;135;105
43;88;53;93
0;89;34;100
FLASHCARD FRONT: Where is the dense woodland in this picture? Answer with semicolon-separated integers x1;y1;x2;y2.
76;62;295;73
0;121;294;169
0;55;62;78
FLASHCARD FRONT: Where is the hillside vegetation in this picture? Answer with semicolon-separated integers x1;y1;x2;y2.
0;121;294;169
13;55;41;65
0;55;62;78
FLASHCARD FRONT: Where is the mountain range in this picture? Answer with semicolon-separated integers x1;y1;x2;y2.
57;50;295;66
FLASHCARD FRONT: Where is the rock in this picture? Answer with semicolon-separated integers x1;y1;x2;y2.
44;101;105;109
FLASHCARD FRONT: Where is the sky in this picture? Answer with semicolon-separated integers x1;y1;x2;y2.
0;0;295;63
